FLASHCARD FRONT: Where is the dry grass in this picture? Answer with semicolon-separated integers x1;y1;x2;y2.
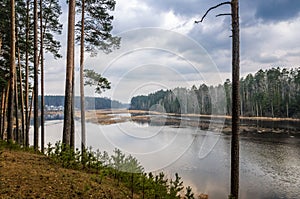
85;109;300;122
0;149;136;199
84;109;299;134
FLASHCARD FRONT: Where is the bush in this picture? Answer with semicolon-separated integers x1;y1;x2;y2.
45;142;195;198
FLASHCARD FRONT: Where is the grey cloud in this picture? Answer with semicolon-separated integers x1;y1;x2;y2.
143;0;300;25
143;0;230;17
253;0;300;22
46;0;300;99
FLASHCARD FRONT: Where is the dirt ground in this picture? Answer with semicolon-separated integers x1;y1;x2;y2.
0;149;135;199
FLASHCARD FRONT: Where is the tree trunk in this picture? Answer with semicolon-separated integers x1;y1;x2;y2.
240;98;243;116
17;46;25;145
14;63;19;143
256;102;258;117
40;0;45;153
286;102;289;118
63;0;76;147
7;0;16;141
271;101;274;118
5;87;9;140
25;0;30;147
0;91;3;139
33;0;39;150
0;89;6;139
230;0;240;198
70;66;75;149
80;0;86;152
16;22;25;145
27;92;34;140
259;104;262;117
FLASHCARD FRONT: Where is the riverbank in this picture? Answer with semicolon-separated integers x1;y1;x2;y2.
0;148;135;198
0;141;208;199
80;109;300;135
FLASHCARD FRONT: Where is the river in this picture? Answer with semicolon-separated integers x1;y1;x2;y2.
29;115;300;199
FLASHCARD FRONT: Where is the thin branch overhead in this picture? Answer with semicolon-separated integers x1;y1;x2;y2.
216;13;231;18
195;1;231;23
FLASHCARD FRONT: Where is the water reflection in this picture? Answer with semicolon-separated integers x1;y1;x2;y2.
30;119;300;199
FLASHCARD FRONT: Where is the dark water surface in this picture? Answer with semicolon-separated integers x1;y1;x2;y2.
30;118;300;199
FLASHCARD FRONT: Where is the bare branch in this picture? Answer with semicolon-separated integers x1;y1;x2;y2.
216;13;231;18
195;1;231;23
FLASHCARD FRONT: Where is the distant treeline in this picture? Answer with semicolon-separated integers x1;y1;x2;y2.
130;67;300;118
44;96;127;110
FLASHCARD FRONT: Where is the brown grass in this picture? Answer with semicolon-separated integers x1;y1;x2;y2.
84;109;299;134
0;149;137;199
84;109;300;122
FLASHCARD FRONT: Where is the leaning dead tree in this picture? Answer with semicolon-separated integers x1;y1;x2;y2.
195;1;240;198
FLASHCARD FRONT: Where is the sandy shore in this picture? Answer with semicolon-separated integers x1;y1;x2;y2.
76;109;300;134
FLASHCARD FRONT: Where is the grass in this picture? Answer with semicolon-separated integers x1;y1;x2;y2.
0;141;139;198
0;140;198;199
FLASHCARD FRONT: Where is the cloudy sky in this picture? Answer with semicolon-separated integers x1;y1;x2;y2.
45;0;300;103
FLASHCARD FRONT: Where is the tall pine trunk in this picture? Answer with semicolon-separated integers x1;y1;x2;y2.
3;88;9;140
33;0;39;150
14;64;19;143
16;25;25;145
230;0;240;198
18;49;25;145
0;91;3;138
40;0;45;153
70;62;75;149
25;0;30;147
80;0;86;152
63;0;76;147
7;0;16;141
0;88;7;139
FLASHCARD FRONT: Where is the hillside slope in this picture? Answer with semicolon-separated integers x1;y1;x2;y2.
0;149;136;199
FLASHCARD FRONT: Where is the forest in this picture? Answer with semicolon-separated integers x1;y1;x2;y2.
0;0;118;150
44;95;126;109
130;67;300;118
1;0;289;198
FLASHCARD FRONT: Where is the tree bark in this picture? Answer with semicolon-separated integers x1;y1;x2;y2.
63;0;76;147
7;0;16;141
16;23;25;145
33;0;39;150
18;46;25;145
40;0;45;153
230;0;240;198
70;62;75;149
0;91;3;138
80;0;86;152
14;59;19;143
25;0;30;147
0;88;6;139
3;87;9;140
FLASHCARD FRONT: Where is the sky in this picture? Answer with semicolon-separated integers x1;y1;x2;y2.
45;0;300;103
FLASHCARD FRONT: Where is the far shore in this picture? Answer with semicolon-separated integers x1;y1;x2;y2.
72;109;300;135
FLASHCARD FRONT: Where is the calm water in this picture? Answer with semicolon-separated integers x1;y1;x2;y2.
30;117;300;199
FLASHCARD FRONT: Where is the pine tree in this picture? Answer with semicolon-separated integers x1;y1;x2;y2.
39;0;63;152
7;0;16;141
63;0;76;148
76;0;120;152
